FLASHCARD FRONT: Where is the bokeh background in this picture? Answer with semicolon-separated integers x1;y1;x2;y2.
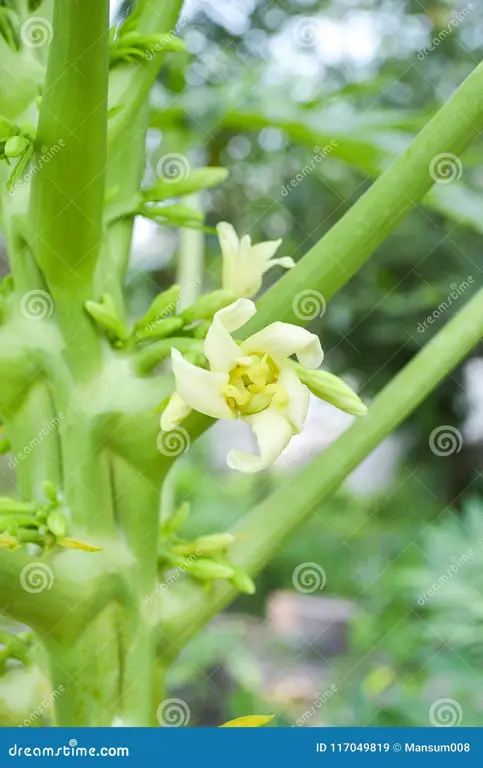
2;0;483;726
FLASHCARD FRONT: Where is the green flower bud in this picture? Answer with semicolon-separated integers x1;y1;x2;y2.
185;558;235;580
139;285;180;327
174;533;235;556
296;366;368;417
161;501;190;535
0;497;36;515
143;167;228;203
135;316;184;342
42;480;59;504
181;290;236;324
47;510;67;538
85;294;129;342
4;135;30;159
231;566;256;595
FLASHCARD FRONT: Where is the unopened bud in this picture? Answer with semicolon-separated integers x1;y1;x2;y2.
161;501;190;535
47;510;67;538
185;558;235;580
231;566;256;595
296;367;367;417
42;481;59;504
4;136;30;159
181;290;236;324
174;533;235;556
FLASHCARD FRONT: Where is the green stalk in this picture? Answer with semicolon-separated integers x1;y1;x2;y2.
157;288;483;656
30;0;110;375
241;61;483;335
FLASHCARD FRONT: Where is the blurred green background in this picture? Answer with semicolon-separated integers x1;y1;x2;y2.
2;0;483;726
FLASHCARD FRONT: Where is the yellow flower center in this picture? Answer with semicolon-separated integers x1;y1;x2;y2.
221;354;288;415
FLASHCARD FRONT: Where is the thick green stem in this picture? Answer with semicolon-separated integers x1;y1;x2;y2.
30;0;110;376
157;288;483;658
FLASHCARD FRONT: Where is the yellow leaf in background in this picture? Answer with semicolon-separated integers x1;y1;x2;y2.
56;537;102;552
220;715;274;728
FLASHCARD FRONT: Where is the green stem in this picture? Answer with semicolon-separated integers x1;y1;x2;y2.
30;0;110;376
157;287;483;658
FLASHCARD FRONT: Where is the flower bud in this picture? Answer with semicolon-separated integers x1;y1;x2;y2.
185;558;235;580
4;136;30;159
231;566;256;595
47;510;67;538
174;533;235;556
42;480;59;504
85;294;129;342
139;285;180;327
135;316;184;342
296;367;367;417
180;290;236;324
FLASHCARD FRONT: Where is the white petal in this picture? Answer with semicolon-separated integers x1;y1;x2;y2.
250;239;282;265
242;323;323;369
227;408;293;473
204;299;257;372
264;256;295;273
217;222;240;255
277;367;310;432
161;392;192;431
171;349;234;420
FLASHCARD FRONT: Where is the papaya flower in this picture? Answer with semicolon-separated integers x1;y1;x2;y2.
161;300;367;473
217;222;295;299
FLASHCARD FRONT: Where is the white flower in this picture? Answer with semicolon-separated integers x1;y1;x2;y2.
161;299;323;473
217;222;295;299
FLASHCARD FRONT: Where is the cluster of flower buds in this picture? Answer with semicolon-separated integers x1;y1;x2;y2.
0;481;100;552
158;501;255;594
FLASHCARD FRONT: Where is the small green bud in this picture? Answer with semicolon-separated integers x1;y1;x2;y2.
47;510;67;538
185;558;235;580
143;167;229;203
42;480;59;504
0;497;36;515
4;135;30;159
161;501;190;535
139;285;181;327
135;316;184;342
174;533;235;556
181;290;236;324
0;434;10;454
296;367;368;417
231;566;256;595
192;320;211;339
85;294;129;342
